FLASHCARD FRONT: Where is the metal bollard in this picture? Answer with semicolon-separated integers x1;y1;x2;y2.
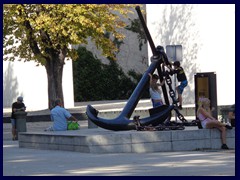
14;111;28;139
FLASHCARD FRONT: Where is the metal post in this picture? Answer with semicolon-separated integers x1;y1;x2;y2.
14;111;27;139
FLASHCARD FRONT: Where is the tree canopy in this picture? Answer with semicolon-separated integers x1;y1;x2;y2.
3;4;137;64
3;4;140;109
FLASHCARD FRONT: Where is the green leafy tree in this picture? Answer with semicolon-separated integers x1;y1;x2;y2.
3;4;137;109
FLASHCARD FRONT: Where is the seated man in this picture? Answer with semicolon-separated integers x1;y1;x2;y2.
45;99;79;131
228;104;235;127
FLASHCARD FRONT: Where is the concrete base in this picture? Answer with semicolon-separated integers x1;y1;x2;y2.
18;128;235;153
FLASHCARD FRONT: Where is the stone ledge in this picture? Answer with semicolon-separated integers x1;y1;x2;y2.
18;128;235;153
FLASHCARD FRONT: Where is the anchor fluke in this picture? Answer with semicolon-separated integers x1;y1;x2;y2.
86;105;134;131
86;104;173;131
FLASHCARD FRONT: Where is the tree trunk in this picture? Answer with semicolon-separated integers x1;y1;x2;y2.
45;55;65;110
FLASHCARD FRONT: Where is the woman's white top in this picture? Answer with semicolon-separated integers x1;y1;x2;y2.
149;88;162;100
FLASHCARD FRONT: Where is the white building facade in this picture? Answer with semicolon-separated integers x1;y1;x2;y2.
146;4;235;105
3;60;74;111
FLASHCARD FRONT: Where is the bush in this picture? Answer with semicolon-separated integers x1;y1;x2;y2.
72;46;149;102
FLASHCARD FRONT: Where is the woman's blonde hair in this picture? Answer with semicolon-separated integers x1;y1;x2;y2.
198;97;210;107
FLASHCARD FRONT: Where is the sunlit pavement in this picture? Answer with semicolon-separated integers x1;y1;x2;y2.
3;140;235;176
3;100;235;176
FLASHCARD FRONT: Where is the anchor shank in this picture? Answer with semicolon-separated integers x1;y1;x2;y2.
120;58;161;118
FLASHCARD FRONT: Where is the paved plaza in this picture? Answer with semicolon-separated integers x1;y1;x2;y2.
3;139;235;176
3;121;235;176
3;100;235;176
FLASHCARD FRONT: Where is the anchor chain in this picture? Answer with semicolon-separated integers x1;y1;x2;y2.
133;116;185;131
162;65;187;123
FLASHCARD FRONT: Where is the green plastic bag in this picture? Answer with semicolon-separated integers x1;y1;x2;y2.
67;121;80;130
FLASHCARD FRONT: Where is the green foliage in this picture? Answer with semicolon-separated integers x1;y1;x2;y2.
3;4;142;108
4;4;146;107
3;4;137;64
73;47;149;101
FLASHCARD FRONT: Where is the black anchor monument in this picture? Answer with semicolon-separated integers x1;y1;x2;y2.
86;6;192;131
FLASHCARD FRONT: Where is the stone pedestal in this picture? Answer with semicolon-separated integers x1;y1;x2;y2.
88;119;98;129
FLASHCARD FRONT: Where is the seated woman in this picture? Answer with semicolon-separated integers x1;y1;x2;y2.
197;97;232;150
